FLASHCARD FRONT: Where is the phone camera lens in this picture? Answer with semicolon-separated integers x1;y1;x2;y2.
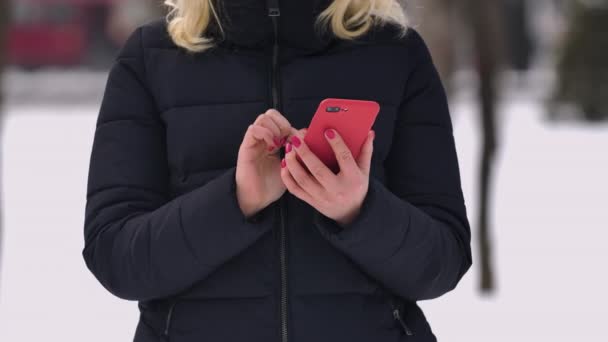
326;106;341;112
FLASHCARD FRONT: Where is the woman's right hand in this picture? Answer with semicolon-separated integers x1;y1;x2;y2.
235;109;299;218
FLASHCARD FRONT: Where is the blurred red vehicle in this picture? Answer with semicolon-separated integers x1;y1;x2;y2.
7;0;116;68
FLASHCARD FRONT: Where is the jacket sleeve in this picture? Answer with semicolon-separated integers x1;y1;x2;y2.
82;26;275;302
312;29;472;302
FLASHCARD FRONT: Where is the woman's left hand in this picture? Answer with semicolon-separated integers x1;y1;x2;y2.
280;127;375;228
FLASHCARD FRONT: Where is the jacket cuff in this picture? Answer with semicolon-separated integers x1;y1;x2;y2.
312;176;412;264
179;167;275;251
313;177;389;242
228;167;274;224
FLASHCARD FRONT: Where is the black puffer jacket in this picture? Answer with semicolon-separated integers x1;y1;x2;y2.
82;1;472;341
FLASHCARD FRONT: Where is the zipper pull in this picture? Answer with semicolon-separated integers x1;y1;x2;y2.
392;308;413;336
267;0;280;16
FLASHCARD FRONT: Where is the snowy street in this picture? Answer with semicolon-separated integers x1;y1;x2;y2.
1;76;607;341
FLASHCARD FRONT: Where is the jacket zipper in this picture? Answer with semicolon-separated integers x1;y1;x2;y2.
162;299;177;341
392;306;413;336
266;1;289;342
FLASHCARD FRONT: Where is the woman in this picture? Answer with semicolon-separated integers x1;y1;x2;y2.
82;1;472;341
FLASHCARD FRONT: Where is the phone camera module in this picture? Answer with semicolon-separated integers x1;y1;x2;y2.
326;106;341;112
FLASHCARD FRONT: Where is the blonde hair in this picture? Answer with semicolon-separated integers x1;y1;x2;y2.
163;0;409;53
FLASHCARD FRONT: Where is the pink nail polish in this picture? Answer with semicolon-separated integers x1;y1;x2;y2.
325;129;335;139
281;158;286;168
273;137;281;147
291;136;301;147
285;142;292;153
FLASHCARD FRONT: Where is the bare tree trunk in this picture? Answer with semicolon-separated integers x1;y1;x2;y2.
552;1;608;122
464;0;507;294
0;0;6;105
406;0;458;94
0;0;9;290
407;0;507;294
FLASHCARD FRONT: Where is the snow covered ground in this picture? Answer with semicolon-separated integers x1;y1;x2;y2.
0;77;607;341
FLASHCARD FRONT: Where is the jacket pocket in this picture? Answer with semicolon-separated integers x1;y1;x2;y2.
154;296;275;341
390;295;439;341
372;285;414;337
388;297;414;337
138;298;179;342
160;299;178;342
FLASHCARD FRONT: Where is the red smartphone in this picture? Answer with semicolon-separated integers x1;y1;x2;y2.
299;98;380;173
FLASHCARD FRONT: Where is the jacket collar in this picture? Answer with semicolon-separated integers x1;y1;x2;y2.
207;0;336;53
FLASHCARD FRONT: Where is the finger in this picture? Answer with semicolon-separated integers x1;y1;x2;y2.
254;113;284;147
356;130;374;176
280;160;315;204
287;126;307;140
265;109;294;144
254;114;281;140
288;131;337;191
247;124;275;150
323;128;358;176
284;145;325;198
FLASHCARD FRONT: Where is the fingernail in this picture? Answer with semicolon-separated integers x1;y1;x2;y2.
324;129;335;140
268;145;274;151
285;142;292;153
280;136;287;145
281;158;286;168
291;136;301;148
273;136;281;147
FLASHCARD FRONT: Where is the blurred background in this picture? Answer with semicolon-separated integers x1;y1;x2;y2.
0;0;607;341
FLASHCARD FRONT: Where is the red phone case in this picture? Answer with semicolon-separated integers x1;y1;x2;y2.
300;98;380;173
